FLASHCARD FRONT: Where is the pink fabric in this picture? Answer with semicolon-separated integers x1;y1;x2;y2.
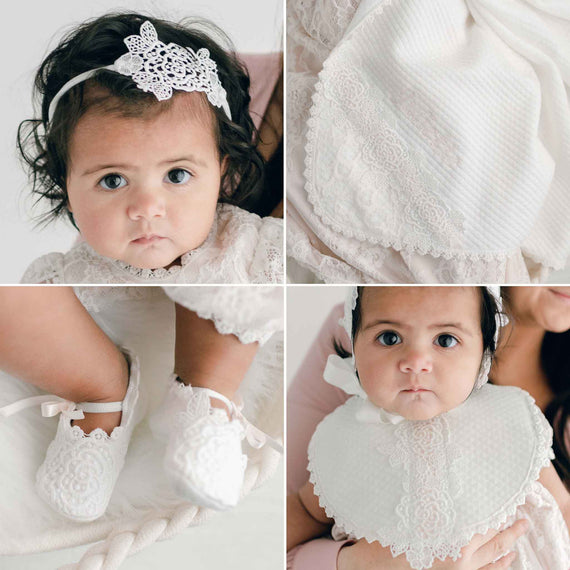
288;539;353;570
240;53;282;130
287;304;350;569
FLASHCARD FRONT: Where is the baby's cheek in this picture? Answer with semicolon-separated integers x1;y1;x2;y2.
174;196;218;247
73;205;122;251
358;369;387;405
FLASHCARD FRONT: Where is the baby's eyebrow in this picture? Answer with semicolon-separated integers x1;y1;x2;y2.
362;319;475;336
80;155;208;176
429;323;474;336
159;155;208;168
362;319;404;331
81;163;131;176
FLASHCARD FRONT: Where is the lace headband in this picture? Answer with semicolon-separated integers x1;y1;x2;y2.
47;20;232;123
337;286;506;392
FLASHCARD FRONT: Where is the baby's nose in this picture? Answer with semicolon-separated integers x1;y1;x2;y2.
127;186;166;220
399;348;433;374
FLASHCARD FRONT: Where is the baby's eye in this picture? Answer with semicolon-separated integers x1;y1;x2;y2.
98;174;127;191
435;334;458;348
165;168;192;184
377;331;402;346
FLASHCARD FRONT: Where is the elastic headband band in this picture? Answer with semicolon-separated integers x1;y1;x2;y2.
48;20;232;123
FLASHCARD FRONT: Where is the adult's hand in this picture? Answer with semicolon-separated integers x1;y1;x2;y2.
337;519;529;570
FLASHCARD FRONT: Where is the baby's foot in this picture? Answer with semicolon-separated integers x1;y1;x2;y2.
36;350;141;521
151;377;247;510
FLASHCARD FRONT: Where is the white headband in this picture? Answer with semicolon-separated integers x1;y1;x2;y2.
334;286;506;394
48;20;232;123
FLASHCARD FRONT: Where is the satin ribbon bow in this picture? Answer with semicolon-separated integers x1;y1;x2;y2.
324;354;369;399
355;399;406;425
0;394;84;421
40;399;84;421
229;396;283;454
194;387;283;454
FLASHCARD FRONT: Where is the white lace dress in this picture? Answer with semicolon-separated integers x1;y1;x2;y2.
287;0;570;283
308;384;570;570
21;204;283;284
0;285;283;555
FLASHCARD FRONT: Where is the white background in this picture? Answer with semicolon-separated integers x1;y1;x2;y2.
0;0;282;283
1;2;283;569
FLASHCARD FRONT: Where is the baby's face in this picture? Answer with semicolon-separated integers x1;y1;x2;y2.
66;93;222;269
353;287;484;421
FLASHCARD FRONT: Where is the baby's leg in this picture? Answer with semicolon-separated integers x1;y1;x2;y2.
0;287;128;434
173;302;258;407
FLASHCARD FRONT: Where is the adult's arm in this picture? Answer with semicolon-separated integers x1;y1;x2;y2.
287;304;351;569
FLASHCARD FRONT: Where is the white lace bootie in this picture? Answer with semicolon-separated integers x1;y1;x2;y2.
150;376;282;511
0;350;141;522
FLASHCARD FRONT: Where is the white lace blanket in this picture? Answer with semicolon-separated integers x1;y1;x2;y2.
0;287;283;554
22;204;283;284
287;0;570;283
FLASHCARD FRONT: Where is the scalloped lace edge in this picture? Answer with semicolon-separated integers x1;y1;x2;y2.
307;391;554;567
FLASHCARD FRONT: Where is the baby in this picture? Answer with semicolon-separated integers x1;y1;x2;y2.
18;13;282;284
288;286;570;569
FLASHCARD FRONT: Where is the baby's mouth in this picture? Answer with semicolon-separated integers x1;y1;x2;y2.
131;234;166;245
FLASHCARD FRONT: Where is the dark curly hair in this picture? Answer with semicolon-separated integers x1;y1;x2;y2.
17;12;265;227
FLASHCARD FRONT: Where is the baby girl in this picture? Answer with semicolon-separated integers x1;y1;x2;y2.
288;286;570;569
18;13;282;284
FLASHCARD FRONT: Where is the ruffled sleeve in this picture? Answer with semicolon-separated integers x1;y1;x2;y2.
21;253;65;284
178;204;283;284
162;286;283;345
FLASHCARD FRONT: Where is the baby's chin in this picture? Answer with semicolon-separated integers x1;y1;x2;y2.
391;393;448;421
400;408;442;421
109;243;186;270
122;252;182;270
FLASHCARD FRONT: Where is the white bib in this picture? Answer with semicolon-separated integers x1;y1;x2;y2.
308;384;553;569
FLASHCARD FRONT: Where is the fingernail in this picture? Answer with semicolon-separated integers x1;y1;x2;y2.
521;519;530;532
